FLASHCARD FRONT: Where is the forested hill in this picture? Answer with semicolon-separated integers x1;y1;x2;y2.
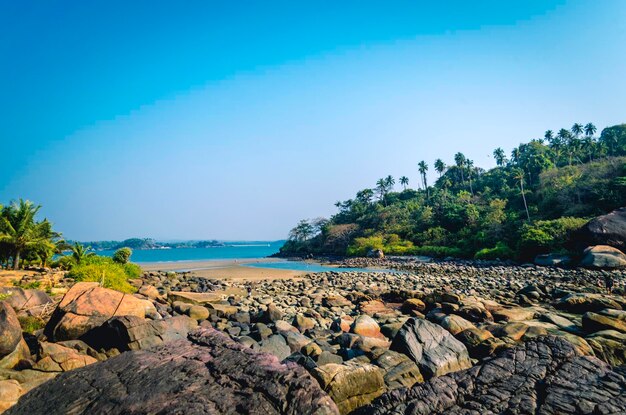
282;123;626;260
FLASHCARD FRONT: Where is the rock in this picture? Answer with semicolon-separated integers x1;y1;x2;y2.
351;315;382;338
540;312;580;333
168;291;224;305
294;314;316;333
534;253;572;266
324;294;352;308
0;379;22;413
571;207;626;251
0;288;53;312
454;328;493;357
33;342;97;372
265;303;283;322
311;362;385;414
0;302;22;358
356;336;626;415
586;332;626;365
401;298;426;315
44;282;149;341
556;293;621;313
438;314;475;335
370;349;423;390
81;315;198;352
583;309;626;334
331;315;354;333
187;305;210;321
259;334;291;360
367;249;384;259
0;339;30;370
390;318;471;378
494;322;529;341
138;284;161;300
492;307;536;322
580;245;626;268
6;327;339;415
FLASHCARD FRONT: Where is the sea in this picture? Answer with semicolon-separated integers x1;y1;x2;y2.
96;240;397;273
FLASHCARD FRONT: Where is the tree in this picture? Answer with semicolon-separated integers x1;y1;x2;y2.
399;176;409;190
493;148;507;166
434;159;446;177
70;242;96;265
418;161;429;199
375;178;387;202
513;169;530;221
454;152;466;183
571;123;583;138
544;130;554;141
384;175;395;192
288;220;315;242
466;159;474;195
584;123;597;137
0;199;57;269
112;247;132;264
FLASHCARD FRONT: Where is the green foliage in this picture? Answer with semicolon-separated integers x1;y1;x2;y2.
519;217;589;259
18;315;45;334
67;255;137;293
474;242;515;260
113;247;132;264
412;245;463;258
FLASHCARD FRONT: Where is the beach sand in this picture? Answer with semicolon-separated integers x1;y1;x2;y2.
139;258;305;281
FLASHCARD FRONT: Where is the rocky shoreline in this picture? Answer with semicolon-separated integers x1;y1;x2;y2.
1;258;625;414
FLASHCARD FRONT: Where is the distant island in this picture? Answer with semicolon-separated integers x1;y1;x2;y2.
69;238;227;251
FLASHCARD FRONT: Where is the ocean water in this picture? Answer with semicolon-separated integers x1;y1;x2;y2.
98;241;284;263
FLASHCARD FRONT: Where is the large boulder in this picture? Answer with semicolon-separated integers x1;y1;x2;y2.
571;207;626;251
0;288;53;313
555;293;621;313
6;327;339;415
32;342;97;372
0;302;22;358
356;336;626;415
311;362;385;415
390;318;471;378
580;245;626;269
44;282;150;341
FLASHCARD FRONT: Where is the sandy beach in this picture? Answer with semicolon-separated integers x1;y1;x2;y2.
139;258;306;281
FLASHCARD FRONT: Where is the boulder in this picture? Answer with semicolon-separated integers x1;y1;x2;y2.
438;314;475;335
0;380;22;413
0;288;53;312
454;328;494;358
582;309;626;334
187;305;210;321
369;349;423;390
6;328;339;415
351;315;383;338
492;307;536;322
571;207;626;251
32;342;97;372
168;291;224;305
580;245;626;268
356;336;626;415
534;253;572;267
586;331;626;366
400;298;426;315
367;249;384;259
44;282;149;341
81;315;198;352
556;293;621;313
390;318;471;378
259;334;291;360
311;362;385;415
0;302;22;358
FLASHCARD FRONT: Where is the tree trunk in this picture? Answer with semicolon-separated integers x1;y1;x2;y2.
13;250;20;270
520;180;530;221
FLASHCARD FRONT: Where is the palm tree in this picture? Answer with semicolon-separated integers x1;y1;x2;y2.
584;123;597;137
0;199;56;269
493;148;506;166
384;175;395;192
399;176;409;190
571;123;583;138
466;159;474;195
544;130;554;141
454;152;466;184
70;242;95;265
434;159;446;177
557;128;574;165
418;161;429;198
375;178;387;202
513;169;530;221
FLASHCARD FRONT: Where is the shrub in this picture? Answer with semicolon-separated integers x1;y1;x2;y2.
474;242;515;260
18;315;45;333
346;236;385;256
67;256;137;293
112;247;132;264
518;217;588;258
412;245;463;258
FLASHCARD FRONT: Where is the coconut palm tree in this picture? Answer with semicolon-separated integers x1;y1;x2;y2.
513;169;530;221
434;159;446;177
418;161;429;198
493;148;506;166
584;123;597;137
70;242;96;265
544;130;554;141
399;176;409;190
0;199;56;269
572;123;583;138
454;152;466;184
375;178;387;202
384;175;395;192
466;159;475;195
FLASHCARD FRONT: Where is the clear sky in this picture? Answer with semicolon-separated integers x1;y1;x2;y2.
1;1;625;241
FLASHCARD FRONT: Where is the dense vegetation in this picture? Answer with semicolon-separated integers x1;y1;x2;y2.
0;200;139;292
282;123;626;260
76;238;225;250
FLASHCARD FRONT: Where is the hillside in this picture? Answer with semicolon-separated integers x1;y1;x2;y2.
281;123;626;260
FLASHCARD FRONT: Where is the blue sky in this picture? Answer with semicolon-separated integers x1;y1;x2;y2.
1;1;625;240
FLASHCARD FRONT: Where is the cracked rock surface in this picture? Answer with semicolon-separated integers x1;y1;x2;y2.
5;327;339;415
354;336;626;415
